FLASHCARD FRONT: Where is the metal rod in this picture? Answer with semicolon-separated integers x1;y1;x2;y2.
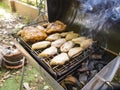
101;46;120;56
19;57;26;90
96;75;113;89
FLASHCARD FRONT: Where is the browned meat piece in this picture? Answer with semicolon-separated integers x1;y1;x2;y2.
31;41;51;50
60;41;75;52
39;46;58;58
50;53;69;65
45;33;61;41
17;26;47;43
68;47;83;58
80;39;93;49
46;20;67;34
65;32;79;41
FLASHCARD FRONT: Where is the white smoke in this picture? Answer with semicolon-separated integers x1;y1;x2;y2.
77;0;120;31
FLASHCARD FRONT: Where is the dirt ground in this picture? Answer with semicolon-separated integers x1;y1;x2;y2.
0;4;53;90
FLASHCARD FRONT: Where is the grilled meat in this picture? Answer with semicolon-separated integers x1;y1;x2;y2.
51;39;66;48
60;31;74;37
46;33;61;41
64;75;80;87
68;47;83;58
46;20;67;34
80;39;93;49
39;46;57;57
50;53;69;65
17;26;47;43
60;41;75;52
36;25;46;30
31;41;51;50
72;37;86;44
65;32;79;41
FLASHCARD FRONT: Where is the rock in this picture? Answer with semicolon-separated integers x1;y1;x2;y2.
23;82;31;90
43;85;50;90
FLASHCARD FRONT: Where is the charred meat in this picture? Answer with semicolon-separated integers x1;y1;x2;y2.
17;26;47;43
46;20;67;34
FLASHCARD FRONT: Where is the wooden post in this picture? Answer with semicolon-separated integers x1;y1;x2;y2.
36;0;38;6
26;0;29;4
10;0;16;12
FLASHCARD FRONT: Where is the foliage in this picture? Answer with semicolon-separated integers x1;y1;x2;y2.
0;65;44;90
19;0;41;7
0;2;10;11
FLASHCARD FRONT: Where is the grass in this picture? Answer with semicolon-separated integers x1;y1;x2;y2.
0;2;10;12
20;0;40;7
0;64;47;90
0;2;11;18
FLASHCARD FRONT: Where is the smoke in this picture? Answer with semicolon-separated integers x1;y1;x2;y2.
77;0;120;31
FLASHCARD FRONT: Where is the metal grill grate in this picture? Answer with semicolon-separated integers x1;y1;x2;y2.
18;37;96;81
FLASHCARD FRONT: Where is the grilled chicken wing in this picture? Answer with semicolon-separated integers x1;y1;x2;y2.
68;47;83;58
60;41;75;52
39;46;57;57
50;53;69;65
51;39;66;48
32;41;51;50
65;32;79;41
80;39;93;49
17;26;47;43
46;33;61;41
72;37;86;44
46;20;67;34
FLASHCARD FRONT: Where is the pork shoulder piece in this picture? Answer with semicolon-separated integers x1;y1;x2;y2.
17;26;47;43
45;33;61;41
51;38;66;48
68;47;83;58
72;36;86;44
31;41;51;50
60;41;75;52
60;31;74;37
65;32;79;41
50;53;69;65
46;20;67;34
39;46;58;57
80;39;93;49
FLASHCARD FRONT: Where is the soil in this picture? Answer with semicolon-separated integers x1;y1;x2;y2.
0;7;53;90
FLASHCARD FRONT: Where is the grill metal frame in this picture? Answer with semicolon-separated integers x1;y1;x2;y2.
17;37;97;82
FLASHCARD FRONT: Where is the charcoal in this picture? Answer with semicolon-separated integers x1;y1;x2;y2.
78;67;89;72
88;61;96;70
78;61;89;72
95;63;104;71
87;70;98;81
79;72;88;86
90;54;102;60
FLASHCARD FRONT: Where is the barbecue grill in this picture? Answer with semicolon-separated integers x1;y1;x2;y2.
15;0;120;90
